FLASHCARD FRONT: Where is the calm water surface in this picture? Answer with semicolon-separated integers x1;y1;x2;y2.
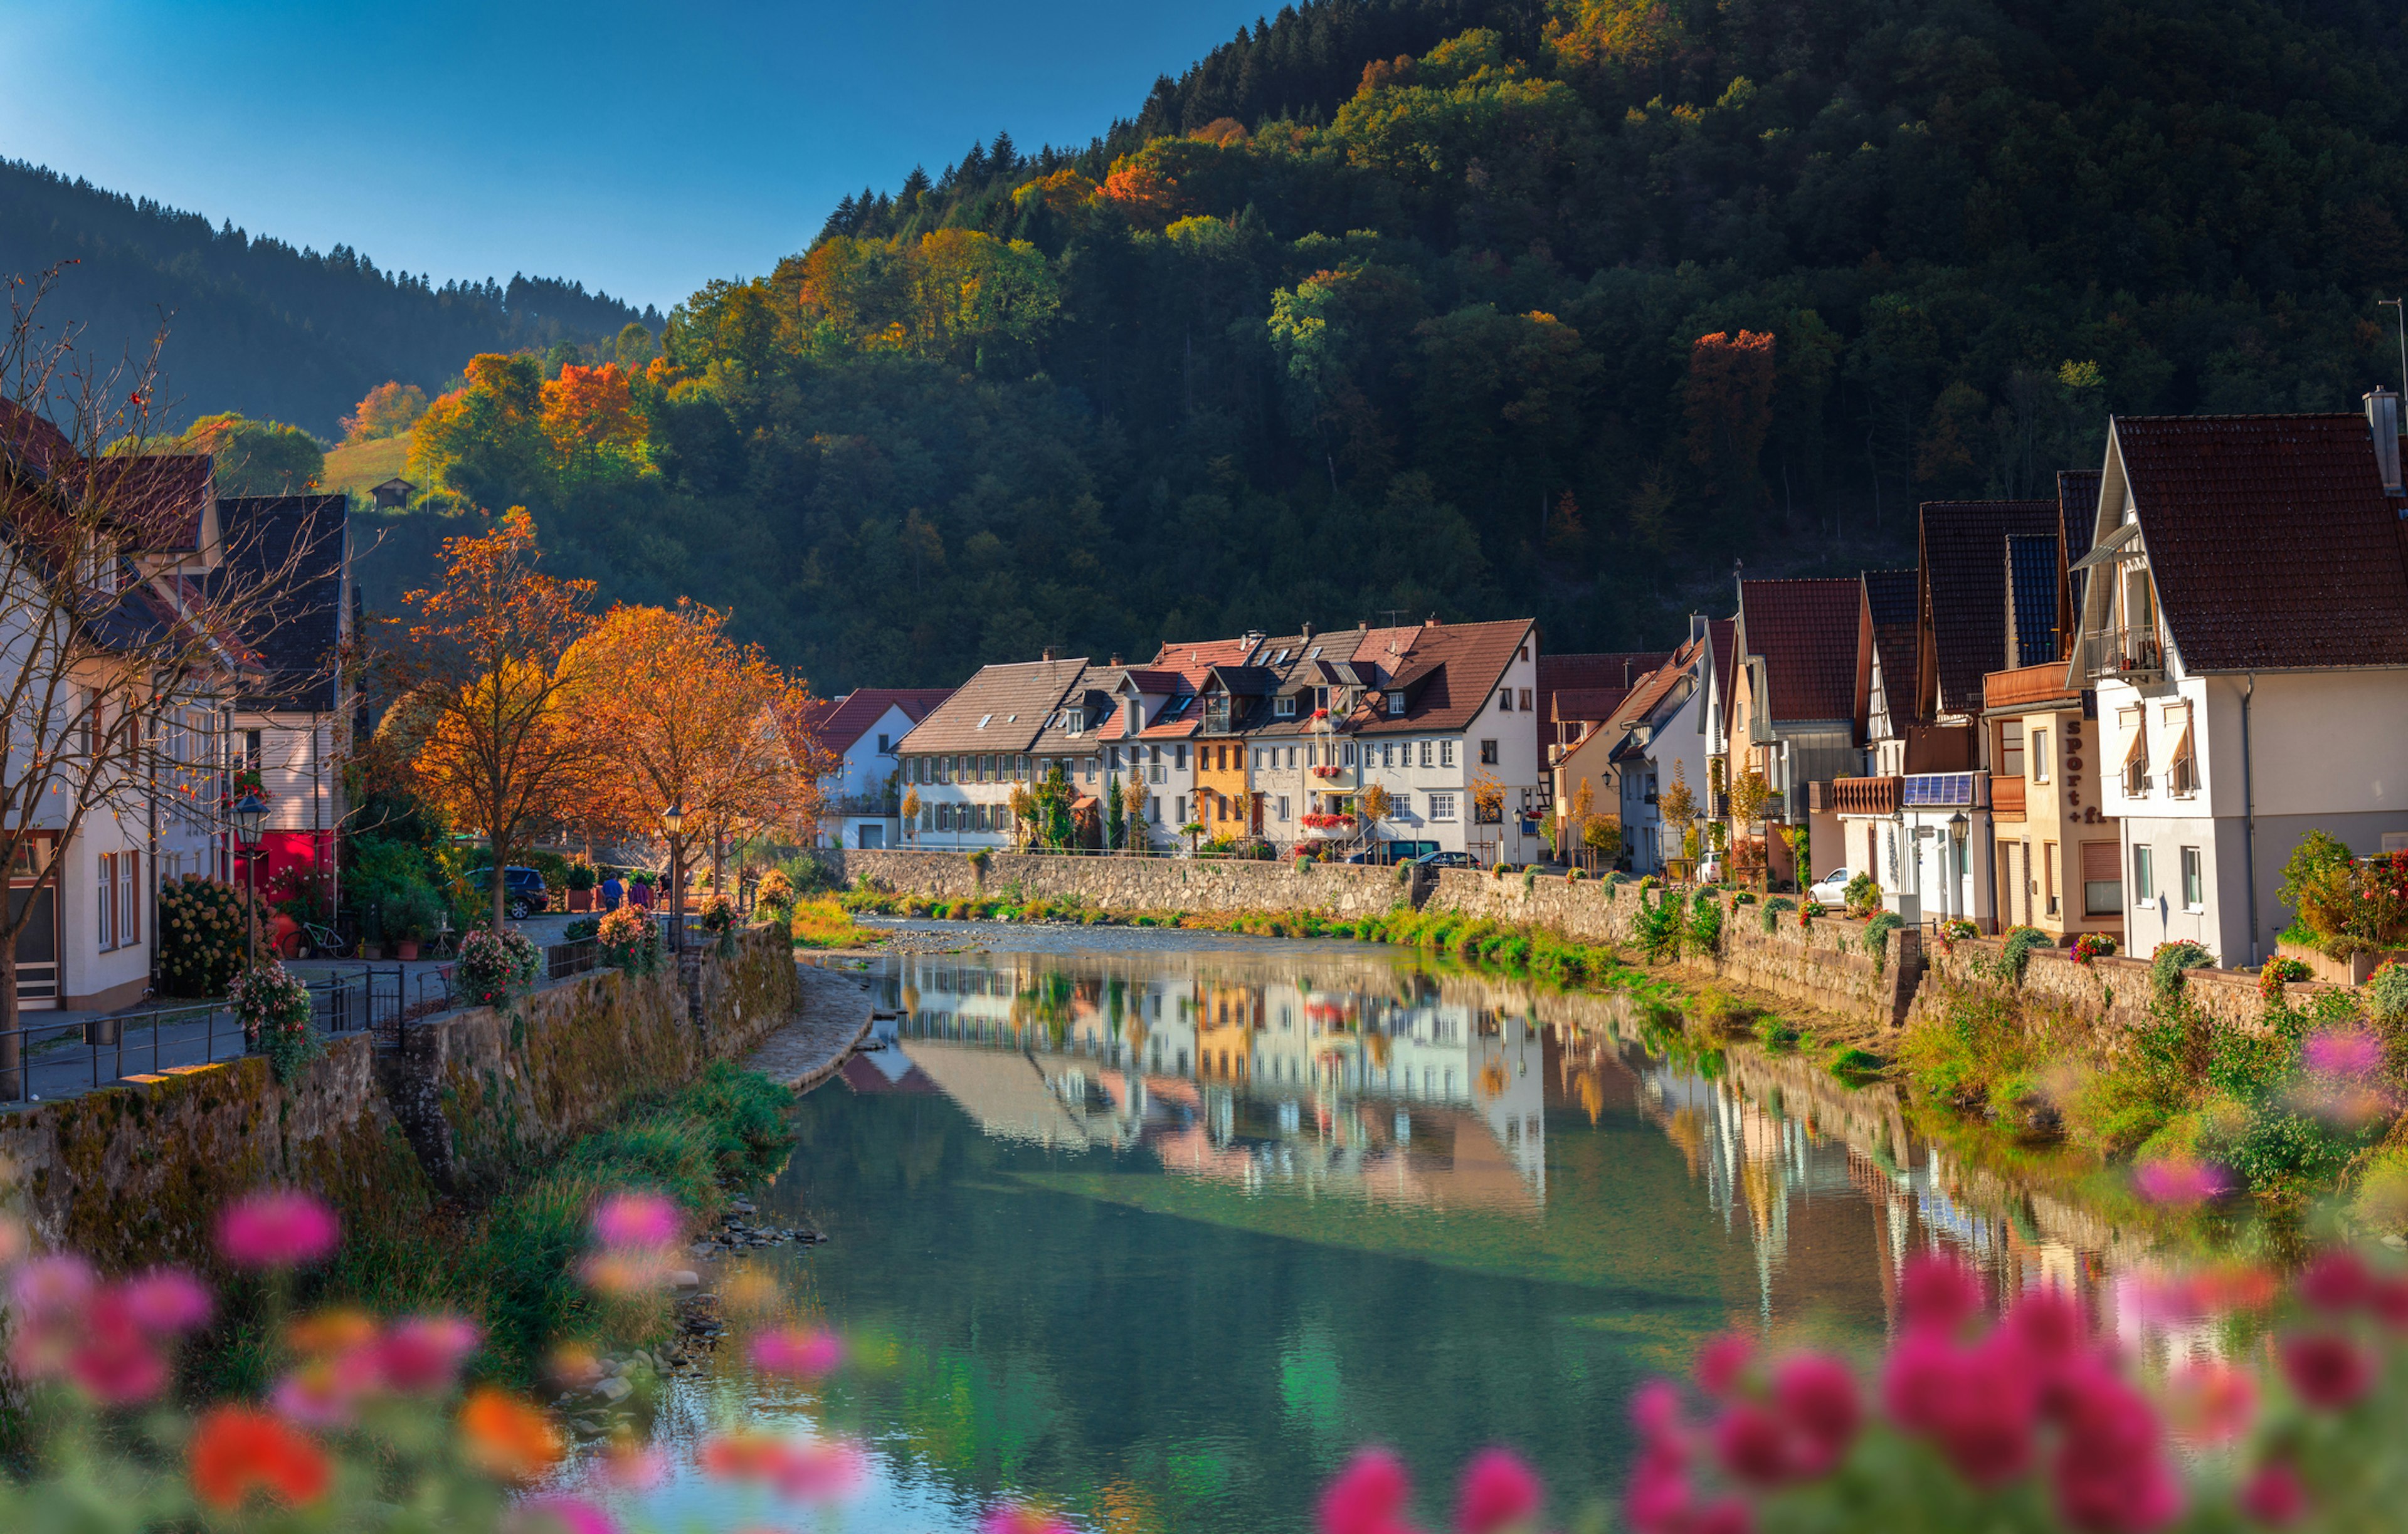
594;922;2144;1533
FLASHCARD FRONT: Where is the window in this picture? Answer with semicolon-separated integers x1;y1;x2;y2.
1343;743;1356;765
1285;747;1296;768
1380;743;1394;767
1314;686;1329;711
1148;796;1161;822
1277;796;1291;821
877;733;892;754
2080;844;2117;913
1440;740;1456;768
1428;792;1459;821
1016;755;1029;780
2119;707;2148;796
1519;688;1532;712
1175;795;1186;823
97;852;117;950
2167;703;2198;796
2032;728;2051;784
2181;846;2204;909
1498;689;1514;712
2132;844;2154;906
1418;740;1434;769
120;851;137;947
1388;693;1405;716
2043;841;2059;916
1275;696;1297;718
1084;756;1097;782
1999;720;2024;777
1175;744;1187;770
1479;738;1499;765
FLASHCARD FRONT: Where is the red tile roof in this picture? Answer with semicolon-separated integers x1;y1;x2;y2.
1348;618;1533;735
1550;686;1633;723
1738;579;1861;721
1918;499;2061;715
810;688;956;754
2111;414;2408;670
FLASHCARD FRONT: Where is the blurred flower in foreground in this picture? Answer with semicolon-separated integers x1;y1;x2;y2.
514;1494;622;1534
188;1405;330;1510
750;1325;844;1378
8;1255;214;1406
2133;1157;2233;1207
1316;1443;1549;1534
2163;1362;2256;1444
982;1507;1079;1534
581;1190;684;1296
458;1385;564;1482
594;1433;670;1492
217;1189;341;1270
699;1428;869;1504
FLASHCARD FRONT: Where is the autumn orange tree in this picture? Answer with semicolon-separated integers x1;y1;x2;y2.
562;601;830;927
341;381;429;443
385;508;599;934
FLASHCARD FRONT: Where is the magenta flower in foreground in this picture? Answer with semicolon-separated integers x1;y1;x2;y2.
11;1253;95;1319
120;1268;214;1335
772;1439;869;1503
375;1315;481;1393
2279;1333;2375;1411
980;1507;1078;1534
2239;1463;2308;1526
1318;1446;1411;1534
216;1190;340;1270
1456;1446;1541;1534
2133;1158;2233;1207
750;1326;845;1378
591;1192;680;1249
2303;1025;2384;1077
514;1495;621;1534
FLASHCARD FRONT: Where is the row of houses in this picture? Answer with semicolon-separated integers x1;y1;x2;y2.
816;617;1565;863
1544;396;2408;966
0;402;354;1012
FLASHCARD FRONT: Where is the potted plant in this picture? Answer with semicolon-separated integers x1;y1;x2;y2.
564;860;597;912
230;957;317;1083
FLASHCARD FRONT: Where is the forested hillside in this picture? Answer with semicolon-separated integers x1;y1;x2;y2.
0;160;658;436
391;0;2408;691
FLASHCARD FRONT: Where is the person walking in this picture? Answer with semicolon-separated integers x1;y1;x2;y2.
600;871;624;911
629;874;653;911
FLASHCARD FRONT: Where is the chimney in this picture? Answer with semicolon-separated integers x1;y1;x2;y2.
1301;621;1314;641
2369;388;2404;497
1109;653;1123;666
1689;611;1708;645
1041;646;1059;662
1357;619;1368;632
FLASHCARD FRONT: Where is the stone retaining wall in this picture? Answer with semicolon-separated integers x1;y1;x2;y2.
839;848;1408;919
3;925;802;1263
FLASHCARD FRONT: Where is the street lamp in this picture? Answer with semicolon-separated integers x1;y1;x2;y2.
231;793;268;969
1947;811;1970;918
662;804;685;965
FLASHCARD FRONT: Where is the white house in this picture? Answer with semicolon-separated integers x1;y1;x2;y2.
2076;401;2408;966
809;686;954;849
895;655;1092;849
1607;620;1724;875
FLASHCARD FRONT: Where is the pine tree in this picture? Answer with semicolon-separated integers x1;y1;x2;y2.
1104;774;1125;851
819;194;857;243
989;130;1018;177
900;165;931;208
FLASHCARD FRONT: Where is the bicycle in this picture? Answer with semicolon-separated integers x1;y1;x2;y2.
300;920;354;959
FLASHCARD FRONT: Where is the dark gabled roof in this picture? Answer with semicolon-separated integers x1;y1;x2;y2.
0;398;75;478
1738;579;1859;722
2057;469;2101;644
899;658;1089;755
1862;568;1918;713
1538;651;1671;720
1118;668;1188;694
1203;665;1277;696
1919;499;2061;715
1550;686;1632;724
2111;414;2408;670
209;495;347;710
2006;533;2061;669
810;688;955;754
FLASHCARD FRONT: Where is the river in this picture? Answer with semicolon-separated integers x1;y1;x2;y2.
586;921;2151;1533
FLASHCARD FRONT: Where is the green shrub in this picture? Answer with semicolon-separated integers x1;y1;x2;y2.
2150;940;2214;997
1686;890;1723;957
1842;871;1881;914
157;877;262;996
1896;989;2032;1111
1761;896;1795;934
1862;911;1904;974
1753;1014;1800;1050
2370;958;2408;1021
1999;925;2053;984
1633;892;1684;961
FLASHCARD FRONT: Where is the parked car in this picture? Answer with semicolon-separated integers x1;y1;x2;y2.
1346;839;1439;866
1696;854;1724;883
470;865;550;920
1805;866;1855;906
1409;851;1480;871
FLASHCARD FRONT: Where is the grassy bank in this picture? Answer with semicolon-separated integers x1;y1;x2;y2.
193;1063;794;1395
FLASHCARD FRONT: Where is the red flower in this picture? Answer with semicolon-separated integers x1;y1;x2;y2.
1318;1446;1411;1534
2238;1463;2308;1526
1455;1446;1542;1534
2279;1333;2374;1411
188;1406;330;1510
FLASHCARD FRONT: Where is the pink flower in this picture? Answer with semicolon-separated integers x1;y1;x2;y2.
1630;1378;1686;1441
12;1253;95;1319
2050;1363;2182;1533
1772;1353;1860;1474
1883;1332;2037;1488
2371;1276;2408;1332
1711;1402;1792;1487
514;1496;620;1534
1319;1446;1412;1534
1623;1445;1692;1534
750;1326;844;1379
2297;1251;2372;1314
771;1439;869;1503
2279;1333;2374;1411
591;1192;680;1249
2238;1463;2308;1526
376;1315;480;1393
2133;1158;2233;1207
216;1190;339;1270
120;1269;214;1335
1695;1333;1753;1397
2303;1026;2383;1077
1898;1253;1982;1334
2002;1288;2086;1370
1454;1447;1538;1534
65;1291;167;1405
272;1348;383;1428
980;1508;1077;1534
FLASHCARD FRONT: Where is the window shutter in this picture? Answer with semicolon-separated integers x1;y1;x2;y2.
2080;841;2120;881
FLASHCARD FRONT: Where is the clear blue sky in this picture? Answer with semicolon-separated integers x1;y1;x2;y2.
3;0;1270;313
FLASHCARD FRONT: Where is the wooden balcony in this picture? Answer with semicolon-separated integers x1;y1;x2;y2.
1827;775;1902;816
1991;774;2026;819
1983;663;2081;712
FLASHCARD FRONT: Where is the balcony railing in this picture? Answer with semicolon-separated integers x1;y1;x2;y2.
1991;774;2027;818
2079;626;2165;686
825;792;900;817
1983;663;2081;712
1825;775;1902;816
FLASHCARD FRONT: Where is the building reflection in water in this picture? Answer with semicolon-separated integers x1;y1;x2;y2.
840;943;2195;1360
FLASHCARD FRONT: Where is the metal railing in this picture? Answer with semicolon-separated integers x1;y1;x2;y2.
2079;626;2165;685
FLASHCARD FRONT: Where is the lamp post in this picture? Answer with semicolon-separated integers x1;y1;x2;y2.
662;803;685;965
1947;811;1970;922
231;793;268;969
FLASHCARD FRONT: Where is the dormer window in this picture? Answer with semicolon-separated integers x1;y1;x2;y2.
1275;695;1297;718
1388;692;1405;716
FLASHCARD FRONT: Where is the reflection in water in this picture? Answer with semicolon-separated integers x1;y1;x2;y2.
601;931;2165;1534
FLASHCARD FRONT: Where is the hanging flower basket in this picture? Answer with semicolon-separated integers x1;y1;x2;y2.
228;958;316;1085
